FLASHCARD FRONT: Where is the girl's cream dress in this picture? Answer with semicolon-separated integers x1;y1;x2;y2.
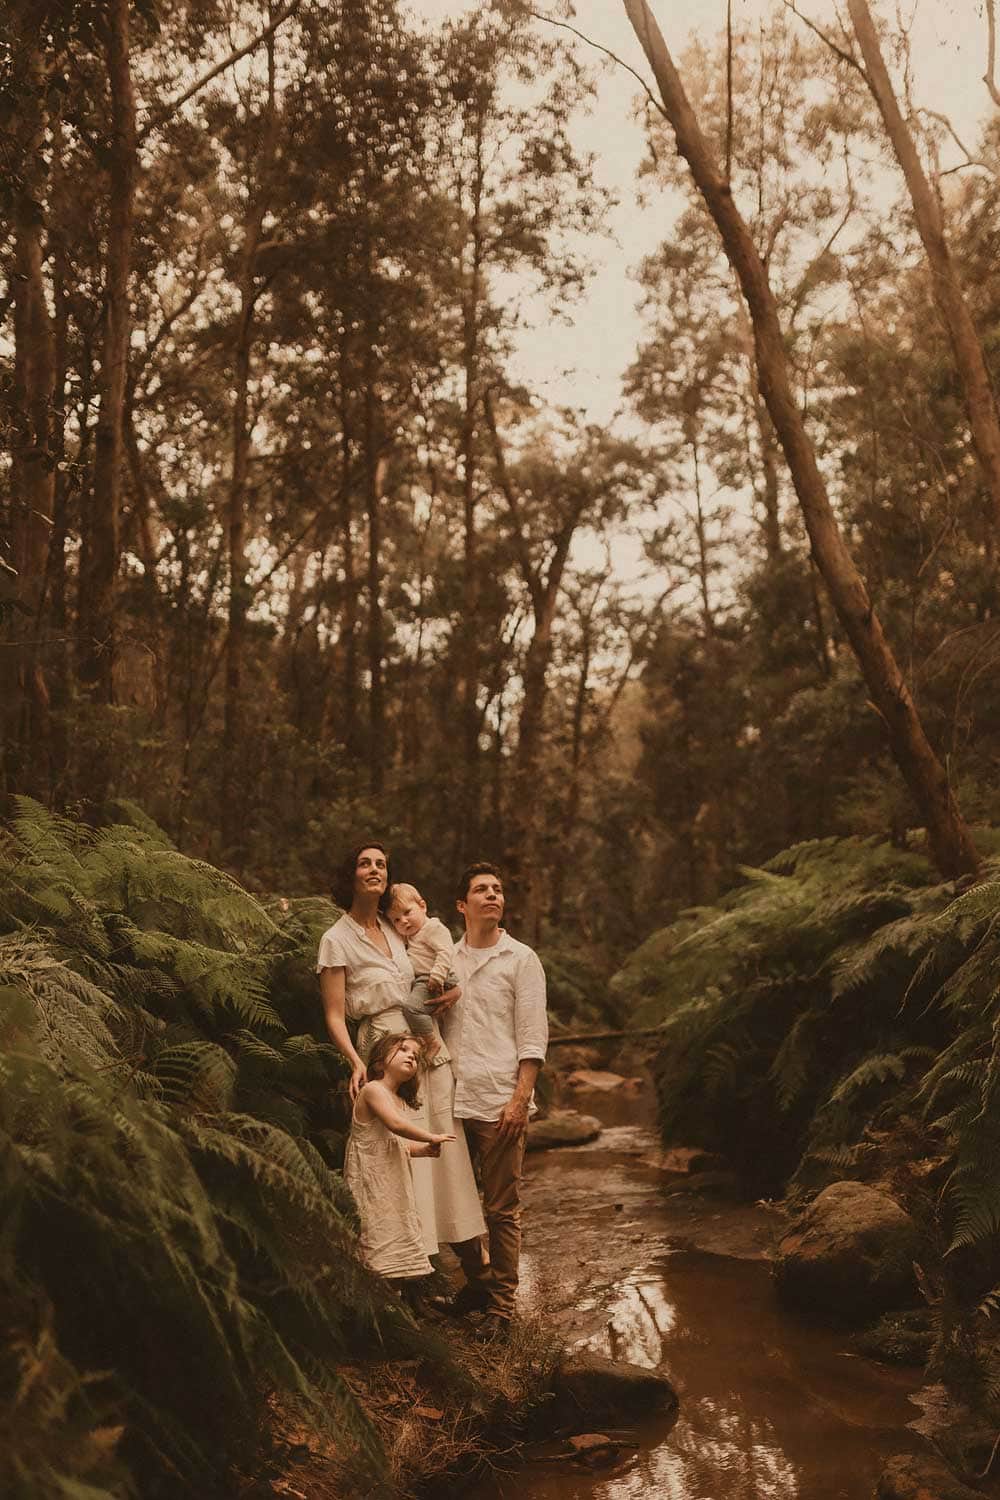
344;1097;432;1278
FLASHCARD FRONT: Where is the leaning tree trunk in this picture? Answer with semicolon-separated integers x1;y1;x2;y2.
846;0;1000;534
622;0;979;879
80;0;135;720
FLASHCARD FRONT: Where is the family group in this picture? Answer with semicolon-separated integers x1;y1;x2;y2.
317;843;549;1336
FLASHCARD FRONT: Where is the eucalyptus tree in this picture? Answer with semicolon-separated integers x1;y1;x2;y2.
428;9;611;865
837;0;1000;534
620;0;980;879
484;394;642;936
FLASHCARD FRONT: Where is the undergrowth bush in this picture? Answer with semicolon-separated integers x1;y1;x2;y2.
0;798;462;1499
613;831;1000;1403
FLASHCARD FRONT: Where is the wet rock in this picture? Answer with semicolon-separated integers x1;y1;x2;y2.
568;1432;619;1466
564;1069;631;1092
775;1180;921;1324
875;1453;982;1499
665;1168;740;1196
655;1146;728;1175
526;1109;602;1151
550;1351;679;1425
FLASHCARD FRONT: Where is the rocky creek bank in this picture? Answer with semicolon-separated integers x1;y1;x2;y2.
473;1050;995;1500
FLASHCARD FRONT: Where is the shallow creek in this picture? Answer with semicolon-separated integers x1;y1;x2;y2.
463;1085;924;1500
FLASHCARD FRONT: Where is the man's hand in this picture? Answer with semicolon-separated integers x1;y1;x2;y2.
495;1095;529;1143
426;983;461;1015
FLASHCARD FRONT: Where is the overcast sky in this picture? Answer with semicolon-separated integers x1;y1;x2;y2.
416;0;992;424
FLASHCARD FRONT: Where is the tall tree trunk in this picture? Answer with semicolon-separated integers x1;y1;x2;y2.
549;607;594;928
361;178;387;796
458;93;487;862
846;0;1000;531
484;392;586;937
47;132;71;803
623;0;979;879
222;28;277;857
337;337;359;755
688;425;715;636
79;0;135;738
4;6;56;798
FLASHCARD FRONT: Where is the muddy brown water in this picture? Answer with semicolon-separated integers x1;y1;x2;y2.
458;1085;925;1500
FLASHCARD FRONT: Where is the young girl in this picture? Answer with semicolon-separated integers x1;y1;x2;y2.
344;1033;455;1286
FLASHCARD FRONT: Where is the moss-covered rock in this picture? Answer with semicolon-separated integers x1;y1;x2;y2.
775;1180;922;1323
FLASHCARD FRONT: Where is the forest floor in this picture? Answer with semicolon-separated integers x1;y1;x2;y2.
242;1062;943;1500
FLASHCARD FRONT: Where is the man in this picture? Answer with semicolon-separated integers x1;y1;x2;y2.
440;861;548;1334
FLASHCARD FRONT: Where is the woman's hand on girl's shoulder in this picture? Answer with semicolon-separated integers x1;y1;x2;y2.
349;1062;367;1101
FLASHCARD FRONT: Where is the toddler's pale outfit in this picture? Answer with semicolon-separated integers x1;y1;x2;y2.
401;917;458;1055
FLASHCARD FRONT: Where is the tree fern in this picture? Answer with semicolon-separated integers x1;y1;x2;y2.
0;803;470;1497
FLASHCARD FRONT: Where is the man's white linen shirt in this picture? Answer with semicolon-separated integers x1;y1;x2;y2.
444;930;548;1122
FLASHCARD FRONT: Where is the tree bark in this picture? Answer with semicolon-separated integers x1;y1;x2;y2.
222;28;278;856
622;0;979;879
79;0;135;726
484;391;589;938
336;335;360;756
362;188;387;794
4;5;56;797
457;91;487;863
847;0;1000;532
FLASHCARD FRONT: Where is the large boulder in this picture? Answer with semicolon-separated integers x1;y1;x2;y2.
775;1180;921;1323
876;1453;982;1500
526;1109;602;1151
549;1351;678;1426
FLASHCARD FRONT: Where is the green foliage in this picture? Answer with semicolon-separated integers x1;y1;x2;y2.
536;945;616;1030
612;835;975;1188
0;800;461;1498
615;827;1000;1402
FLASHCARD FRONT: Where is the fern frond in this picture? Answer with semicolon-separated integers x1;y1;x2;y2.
154;1042;237;1113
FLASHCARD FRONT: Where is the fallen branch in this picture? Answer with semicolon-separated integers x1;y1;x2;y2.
547;1027;664;1046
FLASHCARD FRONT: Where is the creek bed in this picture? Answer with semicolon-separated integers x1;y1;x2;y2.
460;1085;924;1499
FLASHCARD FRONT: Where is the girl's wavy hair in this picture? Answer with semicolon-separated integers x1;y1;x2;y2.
365;1033;423;1109
332;840;393;912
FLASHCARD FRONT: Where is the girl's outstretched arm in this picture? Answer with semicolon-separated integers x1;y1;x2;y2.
361;1081;455;1145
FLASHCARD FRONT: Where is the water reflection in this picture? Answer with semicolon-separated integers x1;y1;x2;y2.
499;1252;917;1500
463;1091;921;1500
576;1272;676;1369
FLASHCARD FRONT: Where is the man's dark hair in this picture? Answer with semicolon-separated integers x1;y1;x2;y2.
455;860;504;904
332;840;392;912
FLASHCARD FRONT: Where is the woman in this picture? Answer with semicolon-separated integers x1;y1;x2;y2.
317;842;485;1259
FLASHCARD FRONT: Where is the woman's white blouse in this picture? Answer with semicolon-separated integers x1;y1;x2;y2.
315;912;415;1020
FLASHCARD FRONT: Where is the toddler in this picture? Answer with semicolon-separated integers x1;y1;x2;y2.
387;882;458;1064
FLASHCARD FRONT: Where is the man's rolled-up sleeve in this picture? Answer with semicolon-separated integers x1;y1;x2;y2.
514;950;548;1062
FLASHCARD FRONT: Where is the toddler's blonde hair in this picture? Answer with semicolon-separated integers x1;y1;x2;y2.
387;881;424;911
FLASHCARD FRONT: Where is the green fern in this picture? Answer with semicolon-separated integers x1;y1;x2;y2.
0;800;468;1497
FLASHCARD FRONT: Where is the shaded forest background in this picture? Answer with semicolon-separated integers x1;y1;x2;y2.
10;4;1000;1494
6;0;1000;959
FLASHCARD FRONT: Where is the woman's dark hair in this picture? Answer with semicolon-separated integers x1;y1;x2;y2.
332;840;392;912
365;1033;423;1109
